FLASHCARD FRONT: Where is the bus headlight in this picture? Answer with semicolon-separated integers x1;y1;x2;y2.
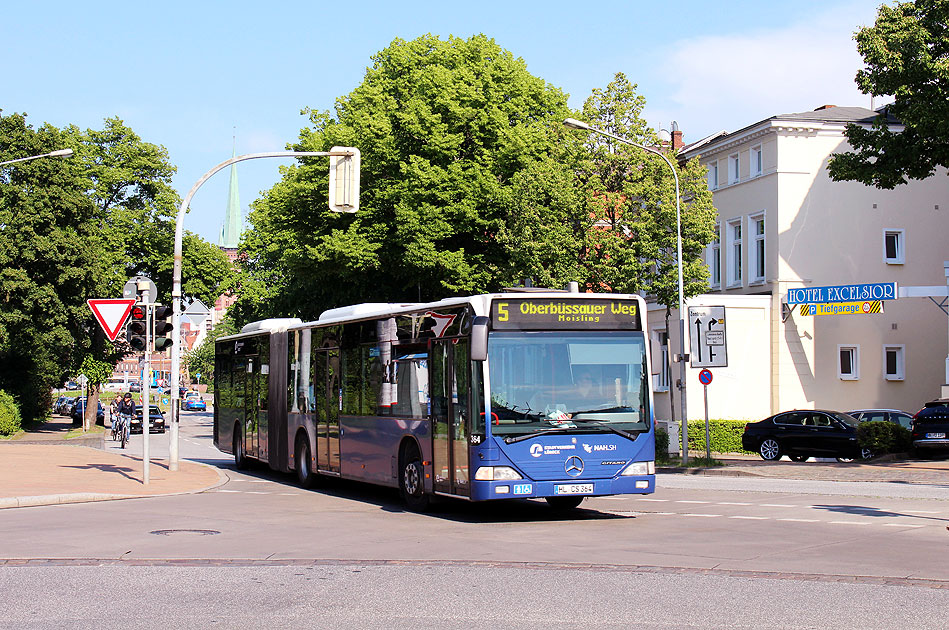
474;466;522;481
621;461;655;476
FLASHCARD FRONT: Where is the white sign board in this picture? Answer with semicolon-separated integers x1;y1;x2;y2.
689;305;727;368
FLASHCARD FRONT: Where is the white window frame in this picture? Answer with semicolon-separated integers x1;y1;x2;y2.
708;224;721;289
729;153;740;185
707;161;719;190
883;345;905;381
726;218;742;287
751;145;762;177
883;229;905;264
838;345;860;380
750;213;765;284
653;330;670;391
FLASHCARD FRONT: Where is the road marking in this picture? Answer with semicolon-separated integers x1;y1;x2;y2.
216;489;241;493
676;500;710;504
904;510;942;514
829;521;871;526
730;516;769;520
245;491;270;495
778;518;819;523
761;504;795;508
717;502;752;506
682;513;721;518
636;498;668;502
882;523;924;528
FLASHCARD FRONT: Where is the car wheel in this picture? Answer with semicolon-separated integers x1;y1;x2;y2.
789;454;808;462
759;438;781;461
836;456;855;463
545;496;584;510
296;437;317;489
399;444;430;512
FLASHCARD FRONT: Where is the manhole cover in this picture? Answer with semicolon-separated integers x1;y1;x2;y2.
149;529;220;536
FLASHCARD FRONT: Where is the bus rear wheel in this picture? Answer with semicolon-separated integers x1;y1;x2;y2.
546;496;584;510
233;428;247;470
296;437;317;489
399;446;430;512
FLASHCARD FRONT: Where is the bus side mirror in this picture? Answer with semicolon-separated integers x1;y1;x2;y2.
471;316;489;361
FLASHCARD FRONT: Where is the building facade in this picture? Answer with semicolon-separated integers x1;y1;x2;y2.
654;106;948;423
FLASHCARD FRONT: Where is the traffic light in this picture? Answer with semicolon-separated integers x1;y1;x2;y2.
153;305;174;352
128;305;148;352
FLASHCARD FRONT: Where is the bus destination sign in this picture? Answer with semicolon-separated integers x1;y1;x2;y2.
491;298;641;330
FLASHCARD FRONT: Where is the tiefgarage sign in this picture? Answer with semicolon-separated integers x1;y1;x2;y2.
786;282;897;305
800;301;884;316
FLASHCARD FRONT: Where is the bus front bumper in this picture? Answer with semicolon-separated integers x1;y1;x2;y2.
470;475;655;502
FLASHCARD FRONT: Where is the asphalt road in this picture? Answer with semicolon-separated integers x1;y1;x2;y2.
2;409;948;628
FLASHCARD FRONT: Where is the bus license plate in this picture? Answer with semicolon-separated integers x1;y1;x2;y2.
555;483;594;495
926;432;946;439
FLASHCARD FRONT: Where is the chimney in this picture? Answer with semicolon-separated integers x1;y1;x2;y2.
814;104;837;110
672;129;684;151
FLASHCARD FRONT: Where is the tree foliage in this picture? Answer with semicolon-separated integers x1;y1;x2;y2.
828;0;949;188
233;34;572;323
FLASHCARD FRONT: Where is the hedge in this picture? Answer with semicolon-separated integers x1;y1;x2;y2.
686;419;755;454
856;421;912;454
0;390;22;436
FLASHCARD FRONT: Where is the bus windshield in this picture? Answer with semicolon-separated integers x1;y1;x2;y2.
487;331;650;439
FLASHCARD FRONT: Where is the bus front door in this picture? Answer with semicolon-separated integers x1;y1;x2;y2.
430;339;470;497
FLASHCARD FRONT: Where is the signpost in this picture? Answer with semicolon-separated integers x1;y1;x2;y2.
698;369;713;460
689;306;727;368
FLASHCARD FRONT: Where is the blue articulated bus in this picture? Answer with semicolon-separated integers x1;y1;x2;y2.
214;291;656;511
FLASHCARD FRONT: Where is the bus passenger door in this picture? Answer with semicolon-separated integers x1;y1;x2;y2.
430;340;470;497
314;348;341;473
242;358;258;459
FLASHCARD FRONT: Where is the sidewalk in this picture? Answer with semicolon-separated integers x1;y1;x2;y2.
660;453;949;485
0;417;227;509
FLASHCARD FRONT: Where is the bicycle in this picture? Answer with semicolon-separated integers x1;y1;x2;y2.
114;413;130;449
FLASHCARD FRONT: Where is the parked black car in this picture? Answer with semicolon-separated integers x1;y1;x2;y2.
70;399;105;426
911;399;949;456
848;409;914;430
130;404;166;434
742;410;872;463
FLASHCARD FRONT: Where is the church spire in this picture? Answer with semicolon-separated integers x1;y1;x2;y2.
221;131;242;249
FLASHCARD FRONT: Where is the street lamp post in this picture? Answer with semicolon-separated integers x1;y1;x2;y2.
563;118;690;464
0;148;73;167
168;149;358;471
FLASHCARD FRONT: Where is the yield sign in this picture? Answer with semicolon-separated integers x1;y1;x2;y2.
87;299;136;341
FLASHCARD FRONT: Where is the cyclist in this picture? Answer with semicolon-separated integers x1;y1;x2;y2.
115;393;135;448
109;397;120;440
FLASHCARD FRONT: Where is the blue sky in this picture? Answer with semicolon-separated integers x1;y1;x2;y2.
3;0;883;244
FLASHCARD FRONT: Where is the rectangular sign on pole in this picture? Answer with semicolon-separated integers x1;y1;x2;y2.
786;282;897;305
689;306;727;368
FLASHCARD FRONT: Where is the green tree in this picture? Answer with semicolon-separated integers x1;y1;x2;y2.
828;0;949;188
233;34;572;324
0;112;230;427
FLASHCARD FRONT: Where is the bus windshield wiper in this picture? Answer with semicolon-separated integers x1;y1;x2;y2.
503;426;577;444
568;418;639;441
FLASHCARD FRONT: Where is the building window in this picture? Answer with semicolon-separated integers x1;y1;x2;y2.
729;154;740;184
751;214;765;283
708;224;721;288
883;229;905;264
707;161;719;190
751;146;762;177
883;345;905;381
654;331;670;391
838;345;859;380
727;219;742;287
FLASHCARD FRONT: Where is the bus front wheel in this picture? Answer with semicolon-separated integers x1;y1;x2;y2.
296;437;317;489
399;446;430;512
546;496;584;510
